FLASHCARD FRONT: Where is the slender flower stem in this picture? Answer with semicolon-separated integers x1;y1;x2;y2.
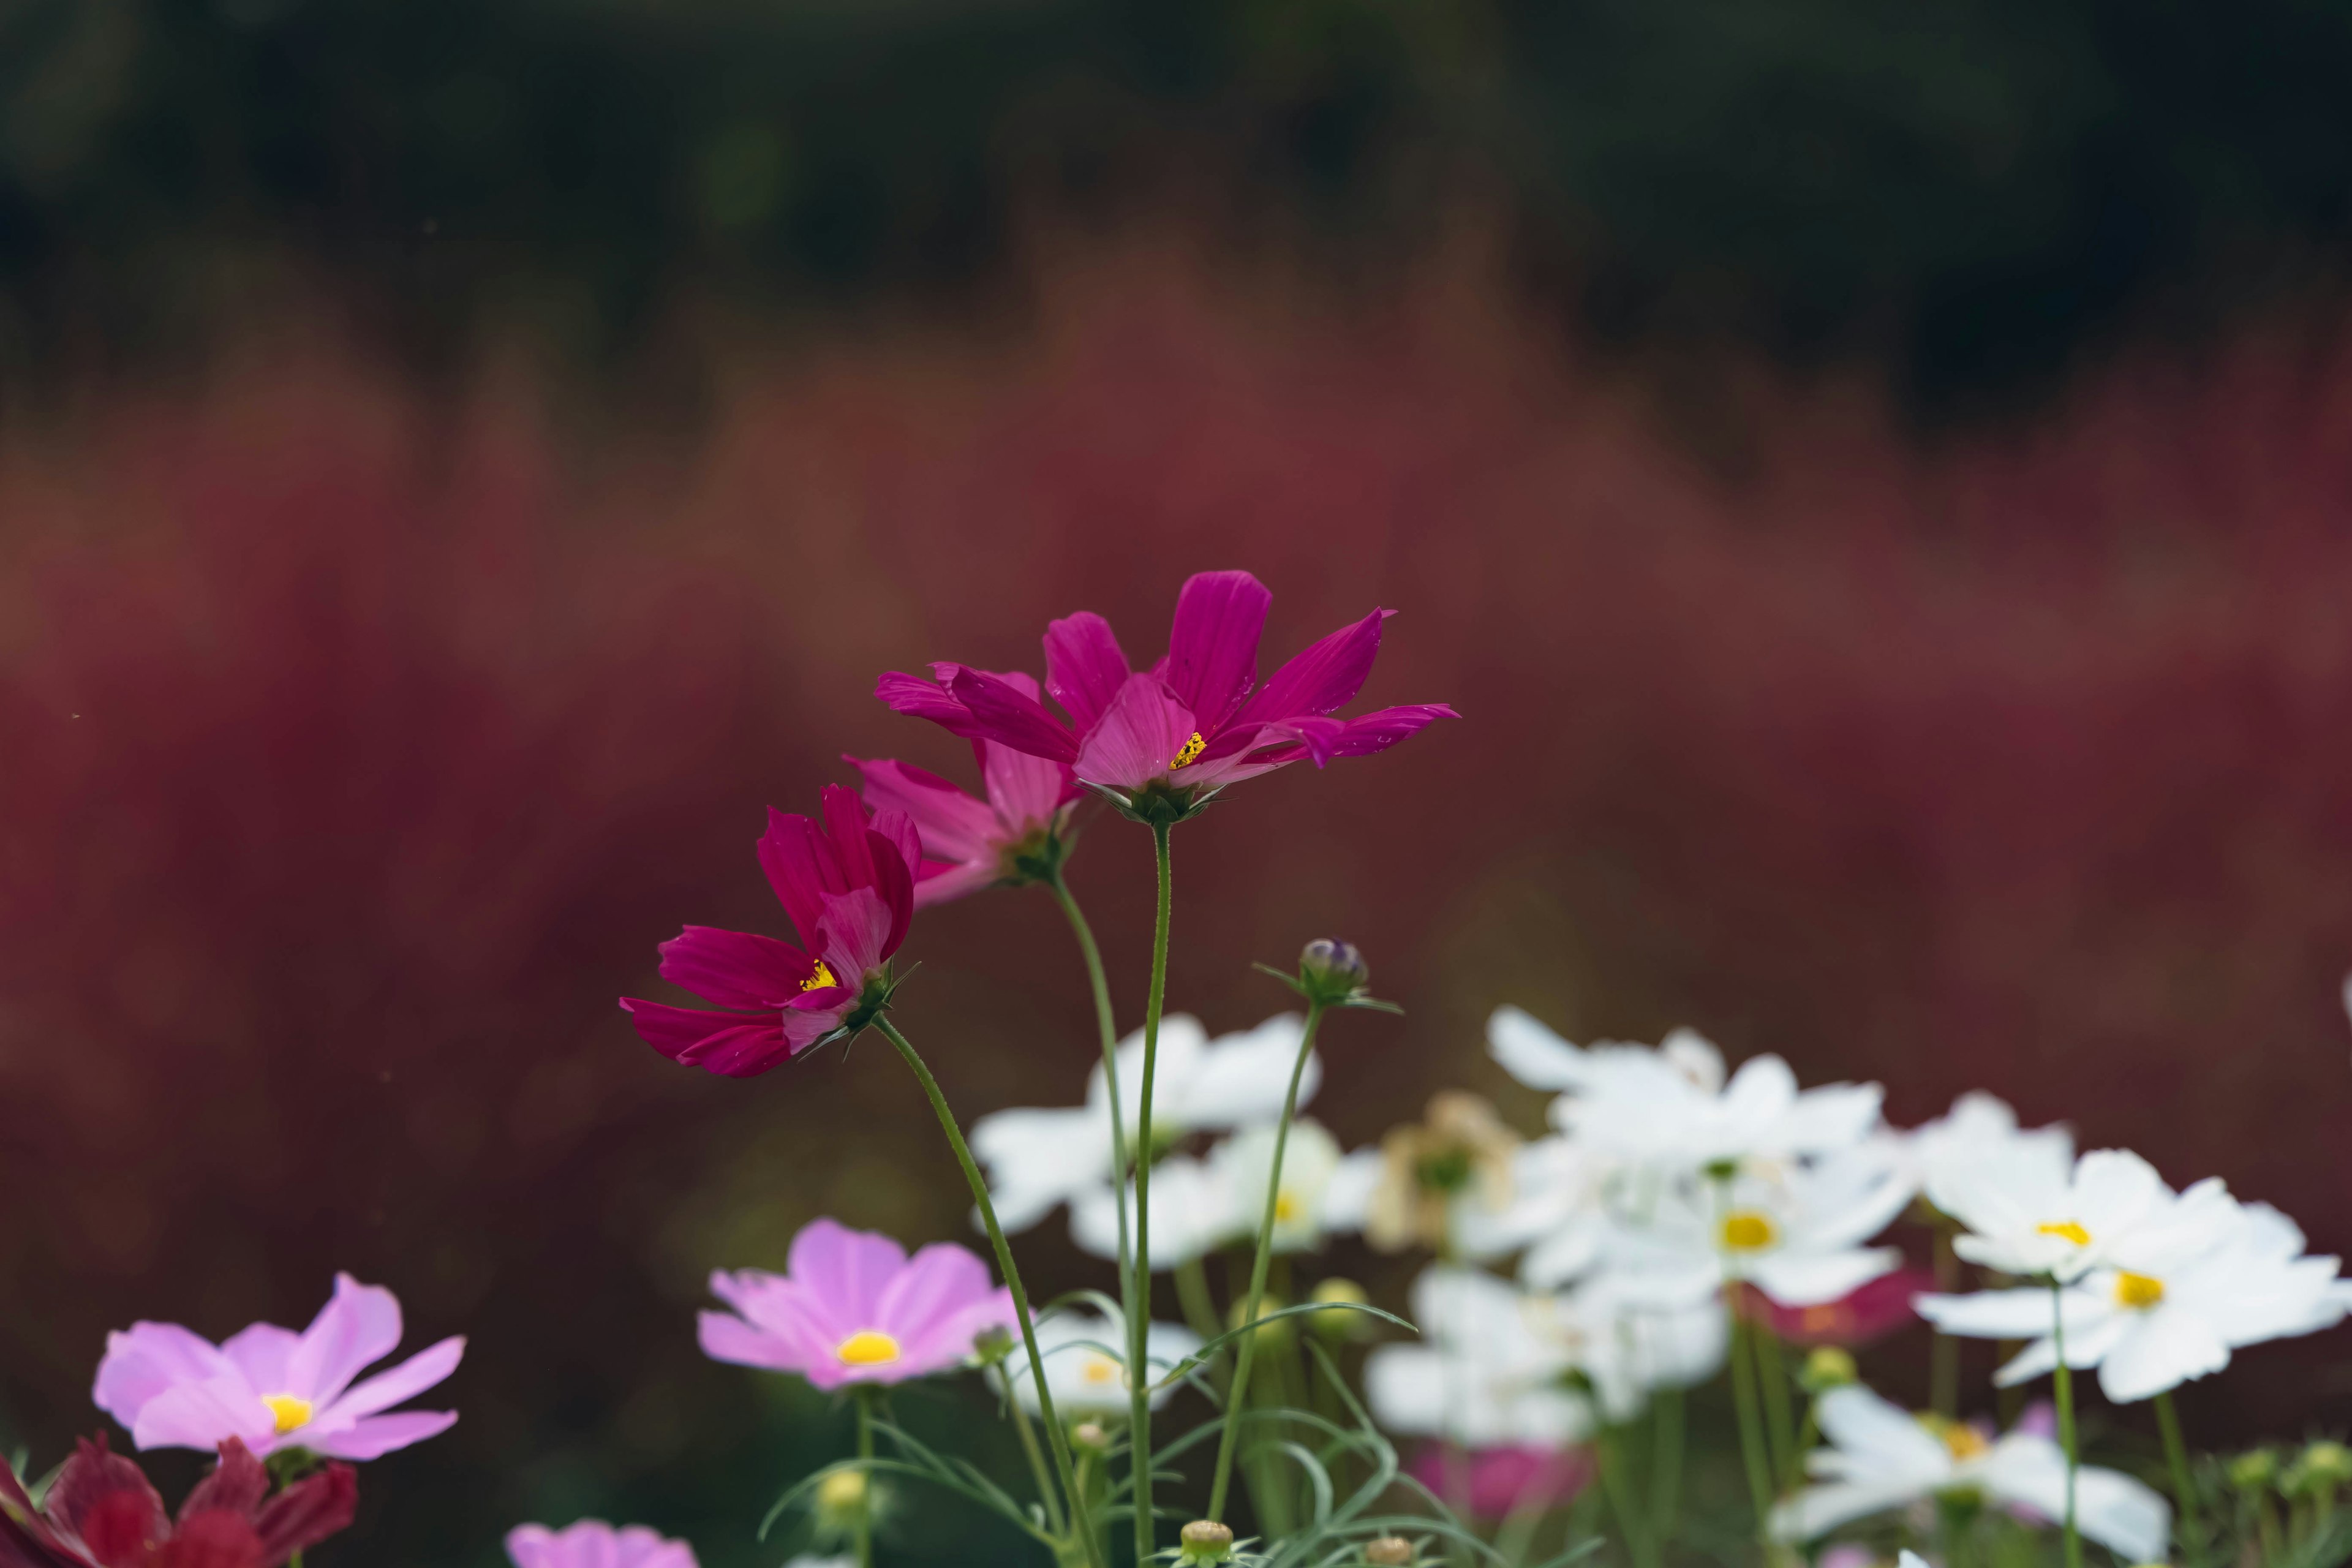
1727;1309;1777;1549
1206;998;1331;1520
1648;1384;1685;1551
2155;1389;2203;1560
1046;875;1133;1287
1756;1321;1798;1488
873;1017;1103;1568
1127;820;1175;1564
2050;1281;2082;1568
1596;1422;1660;1568
1005;1366;1068;1538
854;1390;876;1568
1931;1224;1961;1419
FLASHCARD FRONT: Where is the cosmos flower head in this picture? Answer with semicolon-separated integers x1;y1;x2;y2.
506;1520;698;1568
848;690;1078;907
699;1219;1017;1392
876;570;1455;823
622;785;921;1077
92;1274;463;1461
1000;1312;1203;1418
0;1435;355;1568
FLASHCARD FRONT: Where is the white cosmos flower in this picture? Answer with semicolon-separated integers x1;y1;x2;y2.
1920;1194;2352;1403
1586;1142;1913;1307
1071;1152;1240;1270
1928;1145;2230;1284
1904;1091;2072;1201
1211;1120;1351;1253
1771;1384;2169;1562
971;1014;1317;1232
1487;1008;1882;1175
1365;1267;1593;1447
1547;1275;1729;1423
1001;1312;1203;1417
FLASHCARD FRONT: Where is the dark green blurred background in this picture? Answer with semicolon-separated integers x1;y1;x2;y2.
8;4;2352;1567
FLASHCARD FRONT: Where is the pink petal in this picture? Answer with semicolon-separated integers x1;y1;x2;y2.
1072;674;1197;792
1237;608;1392;723
286;1275;402;1406
218;1324;301;1395
656;927;815;1009
753;808;829;949
317;1336;462;1424
1163;570;1271;732
777;997;852;1058
621;999;792;1077
814;886;892;981
130;1377;274;1453
1043;612;1132;731
980;742;1070;836
848;757;998;862
944;668;1080;763
304;1410;454;1461
873;669;985;736
696;1311;812;1373
872;1243;994;1342
93;1323;233;1430
911;860;997;909
895;1288;1017;1376
1284;703;1458;765
820;785;878;892
788;1219;907;1327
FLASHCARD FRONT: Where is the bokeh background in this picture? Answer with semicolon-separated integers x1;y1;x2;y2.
8;2;2352;1563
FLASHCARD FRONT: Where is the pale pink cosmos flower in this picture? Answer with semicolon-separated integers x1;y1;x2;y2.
699;1219;1016;1392
877;570;1455;809
92;1273;462;1460
507;1520;698;1568
848;682;1076;908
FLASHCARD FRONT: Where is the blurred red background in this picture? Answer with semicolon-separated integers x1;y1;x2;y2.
6;236;2352;1561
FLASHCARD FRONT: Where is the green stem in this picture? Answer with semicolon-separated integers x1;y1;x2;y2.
2154;1389;2202;1561
873;1018;1102;1568
1931;1226;1961;1419
1128;819;1175;1564
1756;1321;1797;1490
1597;1422;1659;1568
1648;1384;1685;1551
1727;1309;1777;1549
1172;1255;1224;1353
2051;1283;2082;1568
854;1390;876;1568
1005;1363;1068;1538
1206;998;1330;1520
1046;875;1133;1289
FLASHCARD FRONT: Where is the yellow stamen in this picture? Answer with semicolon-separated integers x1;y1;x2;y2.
1718;1209;1779;1252
1169;731;1207;770
2037;1220;2092;1246
262;1395;312;1435
802;960;839;993
1079;1353;1123;1387
835;1329;903;1365
1274;1192;1300;1223
1942;1423;1991;1461
2114;1271;2166;1310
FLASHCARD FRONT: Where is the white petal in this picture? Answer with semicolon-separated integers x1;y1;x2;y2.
1812;1385;1953;1476
1487;1006;1588;1090
1769;1478;1934;1543
1977;1438;2169;1562
1915;1287;2079;1340
1748;1246;1899;1308
2096;1308;2231;1402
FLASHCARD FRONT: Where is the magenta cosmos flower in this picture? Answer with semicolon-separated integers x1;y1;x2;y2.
621;785;919;1077
508;1521;697;1568
92;1273;462;1461
699;1218;1016;1392
0;1435;356;1568
1405;1443;1594;1519
876;570;1455;818
848;688;1076;907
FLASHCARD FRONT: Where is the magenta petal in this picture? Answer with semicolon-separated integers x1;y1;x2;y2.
875;669;985;737
754;809;829;948
789;1219;909;1327
813;886;894;979
1284;703;1458;765
1072;674;1197;791
820;785;878;892
305;1410;454;1461
1163;570;1271;731
911;860;995;908
850;756;998;861
1237;608;1392;723
622;998;792;1077
945;668;1080;763
982;741;1071;834
1042;612;1132;731
657;926;816;1009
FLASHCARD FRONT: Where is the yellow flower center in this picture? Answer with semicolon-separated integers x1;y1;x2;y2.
836;1330;903;1365
1718;1209;1779;1252
262;1395;312;1435
1169;731;1207;770
802;960;839;993
1079;1353;1123;1387
1274;1191;1300;1223
2114;1271;2166;1310
2036;1220;2092;1246
1937;1421;1991;1461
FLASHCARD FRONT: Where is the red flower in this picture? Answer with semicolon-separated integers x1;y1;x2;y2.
0;1435;355;1568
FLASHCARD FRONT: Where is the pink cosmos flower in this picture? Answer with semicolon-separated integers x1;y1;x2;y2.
92;1273;462;1461
698;1218;1017;1392
876;570;1455;812
620;785;921;1077
507;1520;698;1568
1404;1442;1594;1518
848;690;1076;908
0;1435;356;1568
1735;1266;1938;1348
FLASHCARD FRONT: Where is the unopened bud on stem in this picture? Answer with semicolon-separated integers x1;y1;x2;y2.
1365;1538;1416;1567
1178;1520;1235;1564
